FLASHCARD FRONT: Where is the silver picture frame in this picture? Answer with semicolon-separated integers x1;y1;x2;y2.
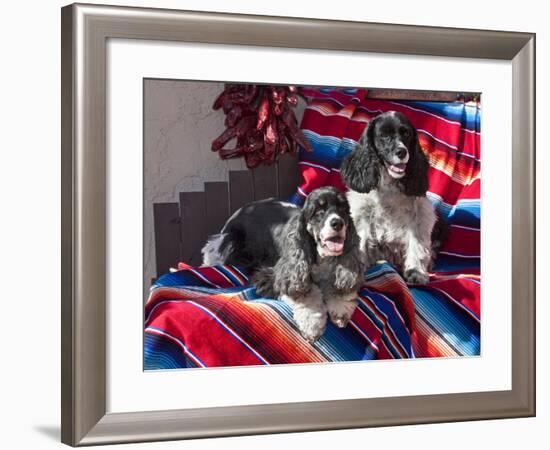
61;3;535;446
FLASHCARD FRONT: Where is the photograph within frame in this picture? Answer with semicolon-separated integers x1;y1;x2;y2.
143;79;482;371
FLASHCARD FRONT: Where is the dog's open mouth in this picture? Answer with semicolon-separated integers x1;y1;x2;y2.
321;235;345;256
384;162;407;178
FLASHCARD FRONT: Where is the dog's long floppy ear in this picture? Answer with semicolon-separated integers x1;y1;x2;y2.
340;117;381;193
402;129;430;197
272;208;315;298
343;212;360;255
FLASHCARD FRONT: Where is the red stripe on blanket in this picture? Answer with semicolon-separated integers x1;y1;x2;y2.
427;279;481;319
196;296;328;364
351;307;392;359
427;170;480;204
460;179;481;200
300;166;331;193
358;294;409;358
197;267;238;288
441;227;480;256
417;123;480;157
301;109;368;141
147;300;266;367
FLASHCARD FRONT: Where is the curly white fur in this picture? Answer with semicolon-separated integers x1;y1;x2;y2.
281;285;327;343
347;172;436;284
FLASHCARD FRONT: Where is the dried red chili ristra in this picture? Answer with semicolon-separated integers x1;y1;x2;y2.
211;84;311;168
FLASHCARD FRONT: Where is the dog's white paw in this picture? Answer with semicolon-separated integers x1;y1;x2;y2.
327;298;358;328
404;268;429;285
293;307;327;343
282;286;328;343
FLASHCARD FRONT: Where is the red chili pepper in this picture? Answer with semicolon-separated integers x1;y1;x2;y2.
287;94;298;106
264;120;277;145
256;96;269;130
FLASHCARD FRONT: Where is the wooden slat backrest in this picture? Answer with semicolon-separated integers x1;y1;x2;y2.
179;192;208;267
152;203;181;277
152;155;300;277
252;164;278;201
277;153;300;200
229;170;255;214
204;182;230;236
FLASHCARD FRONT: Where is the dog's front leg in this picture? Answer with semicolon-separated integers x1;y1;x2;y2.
326;293;358;328
282;285;327;343
403;231;432;284
326;259;363;327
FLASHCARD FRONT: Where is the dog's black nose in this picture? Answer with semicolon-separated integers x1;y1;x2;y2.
396;147;408;160
330;217;344;231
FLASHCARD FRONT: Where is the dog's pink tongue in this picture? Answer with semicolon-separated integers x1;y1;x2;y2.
391;163;406;172
325;240;344;253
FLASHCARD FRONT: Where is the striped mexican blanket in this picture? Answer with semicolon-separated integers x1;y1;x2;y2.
292;88;481;358
144;88;480;369
145;263;414;369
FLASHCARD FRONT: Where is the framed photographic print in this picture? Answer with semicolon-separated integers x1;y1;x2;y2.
61;3;535;446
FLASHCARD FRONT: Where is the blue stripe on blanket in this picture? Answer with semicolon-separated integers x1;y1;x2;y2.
144;332;197;370
299;131;356;167
430;198;480;228
411;287;480;356
432;255;480;273
397;101;481;131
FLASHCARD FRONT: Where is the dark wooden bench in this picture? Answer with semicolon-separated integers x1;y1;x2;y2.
152;153;300;277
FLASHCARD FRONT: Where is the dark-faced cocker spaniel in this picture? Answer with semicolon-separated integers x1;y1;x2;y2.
201;187;365;342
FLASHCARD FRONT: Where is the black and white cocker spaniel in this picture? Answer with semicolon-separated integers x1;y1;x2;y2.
340;111;446;285
201;187;365;342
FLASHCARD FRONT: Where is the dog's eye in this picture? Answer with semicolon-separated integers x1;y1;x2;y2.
310;208;325;219
400;127;411;138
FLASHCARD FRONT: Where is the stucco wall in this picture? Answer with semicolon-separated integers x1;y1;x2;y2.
143;79;305;295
